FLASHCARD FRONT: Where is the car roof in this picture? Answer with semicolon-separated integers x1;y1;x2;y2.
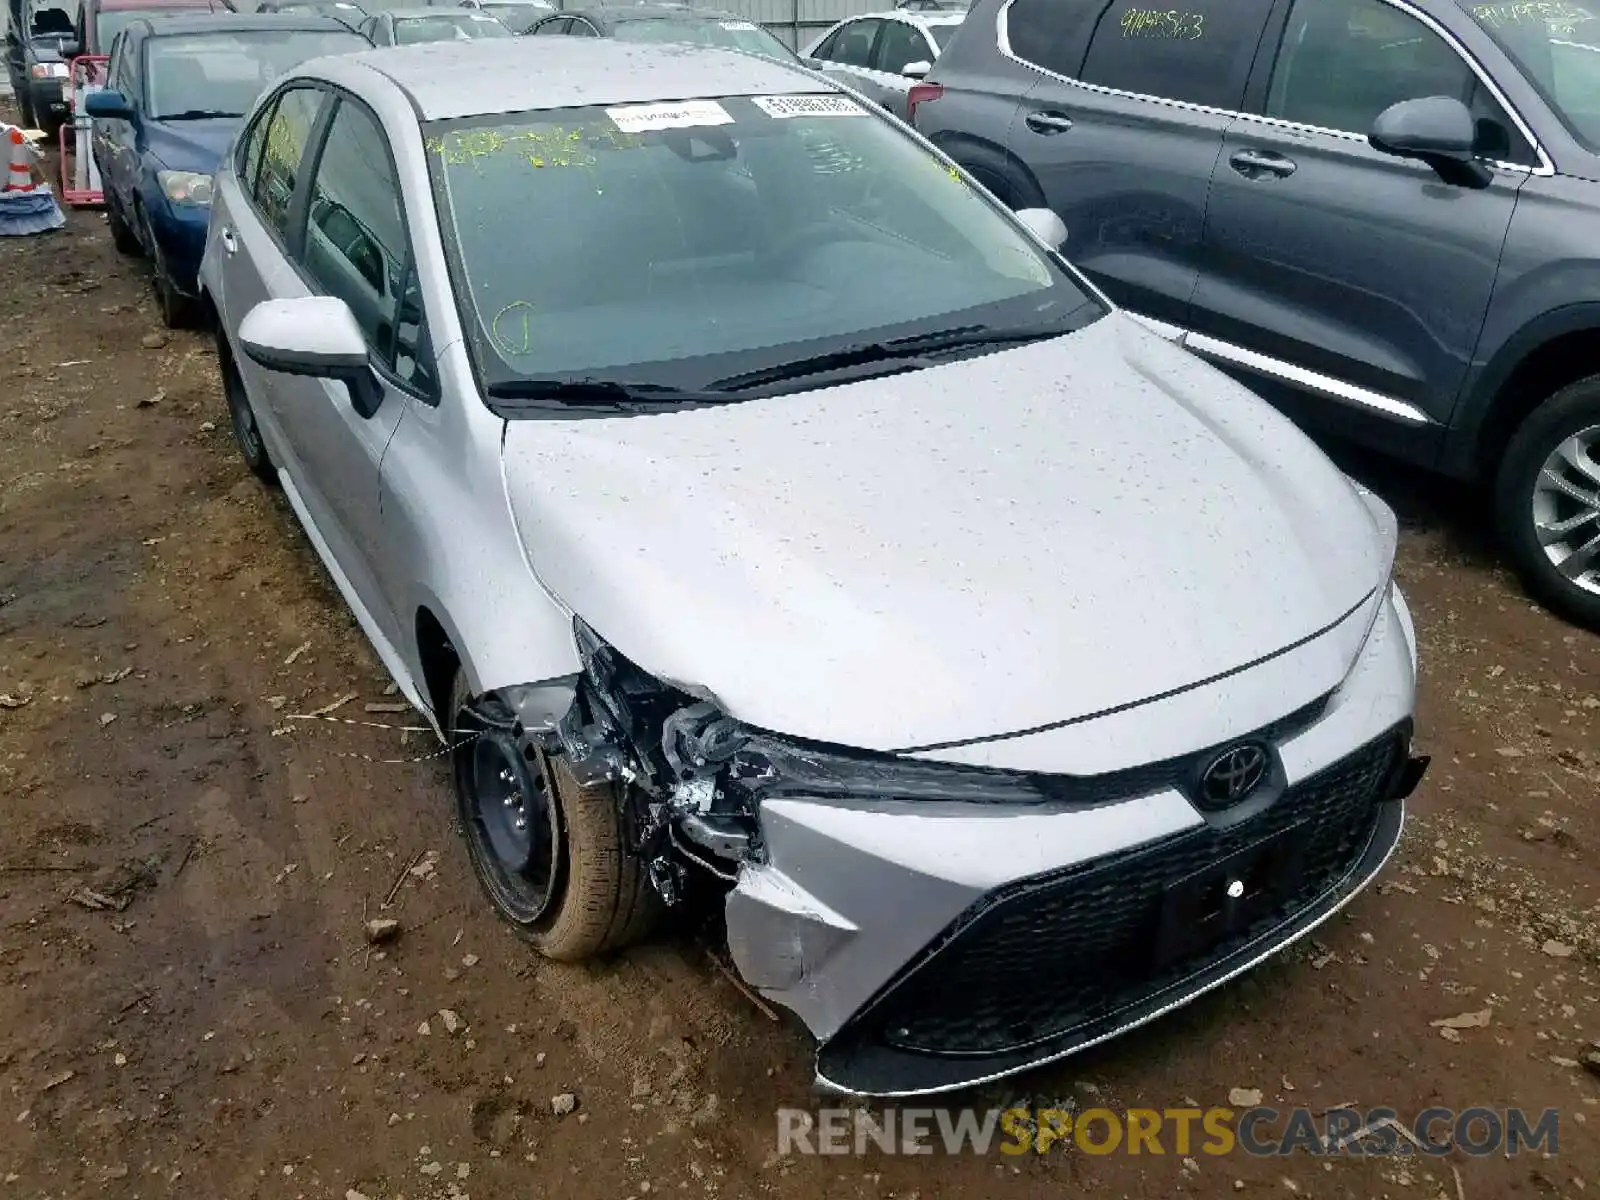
858;7;965;23
387;5;490;15
342;37;827;119
134;10;363;34
581;3;739;16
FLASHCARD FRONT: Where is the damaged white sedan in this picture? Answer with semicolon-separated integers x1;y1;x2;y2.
201;37;1429;1096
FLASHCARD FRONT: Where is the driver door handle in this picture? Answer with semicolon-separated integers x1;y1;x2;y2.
1025;110;1074;135
219;226;238;255
1229;148;1298;178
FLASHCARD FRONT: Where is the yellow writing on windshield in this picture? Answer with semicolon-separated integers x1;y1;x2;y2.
1120;8;1205;38
425;125;643;171
1472;0;1593;27
490;300;535;356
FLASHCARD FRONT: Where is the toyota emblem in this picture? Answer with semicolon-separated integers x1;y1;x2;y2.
1198;743;1270;808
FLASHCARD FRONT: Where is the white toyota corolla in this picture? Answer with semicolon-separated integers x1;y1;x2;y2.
199;37;1429;1096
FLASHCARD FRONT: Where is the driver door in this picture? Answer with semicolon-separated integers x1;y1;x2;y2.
1186;0;1530;434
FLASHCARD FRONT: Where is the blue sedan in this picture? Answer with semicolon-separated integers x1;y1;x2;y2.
87;12;368;326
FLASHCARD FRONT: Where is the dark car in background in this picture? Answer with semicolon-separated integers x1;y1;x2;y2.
87;12;369;325
915;0;1600;632
360;5;509;44
5;0;76;136
71;0;233;57
525;2;798;62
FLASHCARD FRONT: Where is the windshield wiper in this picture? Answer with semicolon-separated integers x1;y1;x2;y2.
157;109;244;121
484;377;732;411
707;322;1075;393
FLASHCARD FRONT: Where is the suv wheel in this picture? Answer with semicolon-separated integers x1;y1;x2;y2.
449;671;661;961
1495;376;1600;630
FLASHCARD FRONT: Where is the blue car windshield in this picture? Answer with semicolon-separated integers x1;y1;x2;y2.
143;29;366;119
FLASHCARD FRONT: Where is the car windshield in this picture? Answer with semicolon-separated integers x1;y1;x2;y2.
143;29;366;119
425;94;1100;402
98;6;196;50
1468;0;1600;150
610;16;797;61
394;11;509;41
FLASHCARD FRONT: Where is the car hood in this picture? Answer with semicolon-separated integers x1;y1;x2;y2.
143;118;239;172
501;314;1387;752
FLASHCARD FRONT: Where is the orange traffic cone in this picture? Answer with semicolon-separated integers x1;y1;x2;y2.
4;127;37;194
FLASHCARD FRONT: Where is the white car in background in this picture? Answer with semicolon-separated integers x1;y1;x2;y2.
802;1;966;117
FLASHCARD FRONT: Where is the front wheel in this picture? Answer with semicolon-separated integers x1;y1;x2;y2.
1494;375;1600;631
140;207;197;329
219;334;276;484
449;672;660;961
106;193;142;256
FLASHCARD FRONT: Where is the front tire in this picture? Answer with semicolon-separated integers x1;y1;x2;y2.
449;672;660;961
219;333;276;484
106;193;141;256
1495;375;1600;631
140;206;197;329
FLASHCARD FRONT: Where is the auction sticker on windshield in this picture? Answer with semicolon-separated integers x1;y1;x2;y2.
605;100;734;132
752;94;864;119
720;19;758;29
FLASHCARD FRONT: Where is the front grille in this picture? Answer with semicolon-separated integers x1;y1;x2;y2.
859;728;1405;1058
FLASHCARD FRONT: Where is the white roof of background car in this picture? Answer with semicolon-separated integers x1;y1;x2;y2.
321;38;829;120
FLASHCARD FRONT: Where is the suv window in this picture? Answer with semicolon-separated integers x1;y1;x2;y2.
1005;0;1113;75
254;86;325;243
874;19;929;72
828;18;880;67
1269;0;1532;162
1078;0;1274;108
300;98;434;392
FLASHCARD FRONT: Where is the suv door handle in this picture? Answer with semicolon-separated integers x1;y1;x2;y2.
1229;148;1297;178
1024;110;1074;135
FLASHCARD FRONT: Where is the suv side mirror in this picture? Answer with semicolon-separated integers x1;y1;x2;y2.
1370;95;1491;188
900;58;931;78
1370;95;1474;160
1015;206;1068;250
240;296;383;418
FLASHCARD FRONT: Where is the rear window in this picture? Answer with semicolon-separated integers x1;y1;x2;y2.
394;11;510;42
144;29;365;118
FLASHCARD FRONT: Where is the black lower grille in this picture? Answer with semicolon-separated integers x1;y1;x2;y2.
861;728;1405;1058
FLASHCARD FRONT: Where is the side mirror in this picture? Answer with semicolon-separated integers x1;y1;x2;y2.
1014;206;1067;250
1370;95;1475;161
239;296;383;417
85;89;135;119
900;59;931;79
61;39;82;58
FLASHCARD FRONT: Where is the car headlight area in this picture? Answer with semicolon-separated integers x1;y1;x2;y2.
474;597;1425;1098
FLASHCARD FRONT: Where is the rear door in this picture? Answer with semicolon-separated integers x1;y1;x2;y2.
809;17;889;104
264;91;437;644
1186;0;1530;441
1006;0;1277;330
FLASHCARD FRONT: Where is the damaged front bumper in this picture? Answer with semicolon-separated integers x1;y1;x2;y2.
487;591;1423;1097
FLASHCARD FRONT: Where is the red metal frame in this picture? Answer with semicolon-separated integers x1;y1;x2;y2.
58;54;110;207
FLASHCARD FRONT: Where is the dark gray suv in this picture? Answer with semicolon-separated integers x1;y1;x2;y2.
914;0;1600;631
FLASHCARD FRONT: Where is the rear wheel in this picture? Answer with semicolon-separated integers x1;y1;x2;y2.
449;672;660;961
1494;375;1600;631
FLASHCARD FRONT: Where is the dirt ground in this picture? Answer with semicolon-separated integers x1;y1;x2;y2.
1;189;1598;1200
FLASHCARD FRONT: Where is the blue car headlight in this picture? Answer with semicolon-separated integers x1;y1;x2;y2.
157;170;212;207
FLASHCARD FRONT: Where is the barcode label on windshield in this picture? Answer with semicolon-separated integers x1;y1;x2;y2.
752;94;865;119
605;100;734;133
